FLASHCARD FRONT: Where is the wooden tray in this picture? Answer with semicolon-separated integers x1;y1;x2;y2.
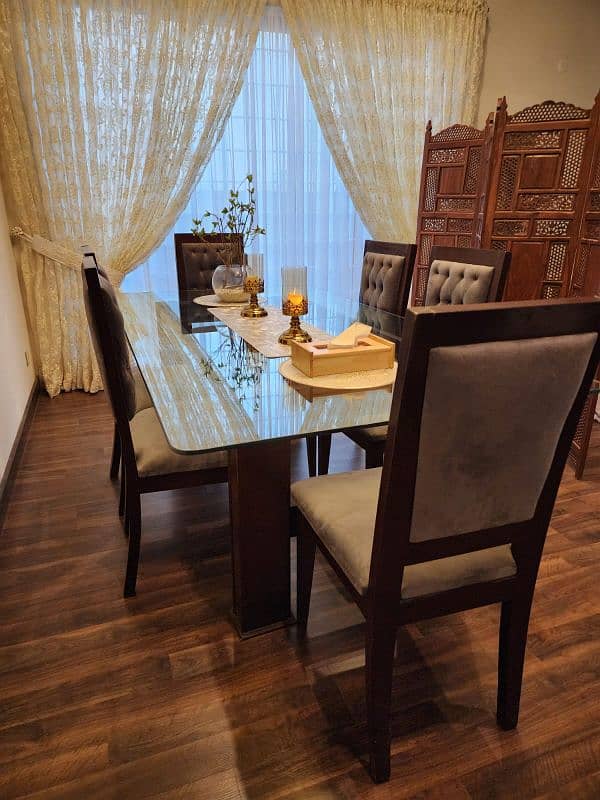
279;359;397;391
290;333;394;377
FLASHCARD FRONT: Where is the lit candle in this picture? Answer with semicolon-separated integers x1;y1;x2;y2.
287;290;304;305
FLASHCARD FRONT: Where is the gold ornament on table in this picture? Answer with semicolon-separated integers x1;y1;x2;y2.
278;266;312;345
241;253;268;318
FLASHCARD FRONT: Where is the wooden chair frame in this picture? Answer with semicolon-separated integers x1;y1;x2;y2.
341;245;512;472
296;298;600;783
83;256;228;597
174;232;243;332
307;240;417;477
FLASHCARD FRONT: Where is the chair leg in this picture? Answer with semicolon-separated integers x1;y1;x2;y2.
110;423;121;480
296;524;316;633
123;487;141;597
497;592;534;730
366;615;397;783
365;444;384;469
306;435;317;477
118;469;126;517
317;433;332;475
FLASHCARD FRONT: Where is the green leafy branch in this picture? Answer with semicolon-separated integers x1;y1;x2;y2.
191;174;266;266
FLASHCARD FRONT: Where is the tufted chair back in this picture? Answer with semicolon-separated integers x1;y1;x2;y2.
174;233;244;331
82;255;137;423
421;245;511;308
425;260;494;305
359;240;416;318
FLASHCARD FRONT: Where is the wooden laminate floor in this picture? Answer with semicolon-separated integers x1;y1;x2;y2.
1;391;599;799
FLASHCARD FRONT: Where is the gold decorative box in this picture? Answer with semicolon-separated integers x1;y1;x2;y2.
290;334;394;377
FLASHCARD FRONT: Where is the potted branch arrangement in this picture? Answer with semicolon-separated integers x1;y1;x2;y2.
191;174;266;304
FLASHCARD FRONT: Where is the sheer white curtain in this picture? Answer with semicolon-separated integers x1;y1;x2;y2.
122;5;370;304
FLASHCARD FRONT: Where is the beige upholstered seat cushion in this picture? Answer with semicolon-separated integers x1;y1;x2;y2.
291;468;516;597
130;408;227;477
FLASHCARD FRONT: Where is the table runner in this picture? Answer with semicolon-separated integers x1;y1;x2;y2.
209;305;332;358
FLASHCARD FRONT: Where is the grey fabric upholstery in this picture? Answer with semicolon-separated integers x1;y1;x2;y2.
181;242;239;294
410;332;598;542
425;260;494;306
291;468;516;596
132;364;153;412
130;408;227;477
360;252;406;313
82;267;137;420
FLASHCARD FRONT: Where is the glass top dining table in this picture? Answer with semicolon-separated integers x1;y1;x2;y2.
119;287;403;638
119;289;404;455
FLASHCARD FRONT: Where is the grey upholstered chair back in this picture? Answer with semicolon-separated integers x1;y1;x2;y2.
360;252;407;312
408;331;597;543
180;240;240;293
424;260;495;306
82;259;137;421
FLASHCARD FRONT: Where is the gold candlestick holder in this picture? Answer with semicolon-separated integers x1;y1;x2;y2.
278;296;312;344
241;275;268;318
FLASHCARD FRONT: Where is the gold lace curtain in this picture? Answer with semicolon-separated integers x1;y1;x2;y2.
0;0;265;396
282;0;488;241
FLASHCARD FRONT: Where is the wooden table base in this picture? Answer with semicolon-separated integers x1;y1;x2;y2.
228;439;293;638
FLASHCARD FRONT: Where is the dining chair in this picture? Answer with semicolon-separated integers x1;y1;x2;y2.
83;255;228;597
306;240;417;477
332;245;512;474
292;297;600;783
174;233;243;332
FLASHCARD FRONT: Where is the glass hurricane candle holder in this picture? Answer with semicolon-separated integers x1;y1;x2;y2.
278;266;312;344
241;254;267;318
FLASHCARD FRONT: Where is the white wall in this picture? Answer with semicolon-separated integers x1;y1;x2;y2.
478;0;600;124
0;180;35;482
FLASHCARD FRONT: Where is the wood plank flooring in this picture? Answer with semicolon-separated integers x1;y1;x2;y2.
0;391;599;799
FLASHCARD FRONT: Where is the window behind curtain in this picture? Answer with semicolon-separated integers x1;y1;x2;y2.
122;5;369;302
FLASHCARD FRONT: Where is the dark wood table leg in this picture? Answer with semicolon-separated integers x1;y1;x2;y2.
228;439;293;638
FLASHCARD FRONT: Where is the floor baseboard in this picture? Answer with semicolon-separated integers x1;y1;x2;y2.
0;380;39;530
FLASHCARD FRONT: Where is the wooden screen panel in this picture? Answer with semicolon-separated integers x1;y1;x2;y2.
570;92;600;298
483;99;595;301
411;114;495;305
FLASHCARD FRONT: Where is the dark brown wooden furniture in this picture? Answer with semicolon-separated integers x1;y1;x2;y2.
83;255;228;597
307;240;416;477
412;93;600;306
174;233;243;331
292;297;600;783
320;245;511;474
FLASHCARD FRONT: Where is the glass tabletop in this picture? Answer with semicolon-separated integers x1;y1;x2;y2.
119;289;404;454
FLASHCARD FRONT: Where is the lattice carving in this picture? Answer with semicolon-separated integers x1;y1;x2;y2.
437;197;474;211
424;168;437;211
534;219;570;237
423;217;446;232
416;269;428;303
496;156;519;210
590;192;600;211
546;242;567;281
586;220;600;239
508;101;590;123
593;157;600;189
518;193;576;212
541;284;561;298
493;219;528;237
463;146;481;194
431;124;484;142
491;240;508;250
571;244;589;289
429;148;464;163
447;218;473;233
457;235;471;248
560;130;587;188
504;130;561;150
420;234;433;265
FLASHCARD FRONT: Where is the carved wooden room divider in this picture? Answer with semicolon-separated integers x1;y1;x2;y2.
412;92;600;307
